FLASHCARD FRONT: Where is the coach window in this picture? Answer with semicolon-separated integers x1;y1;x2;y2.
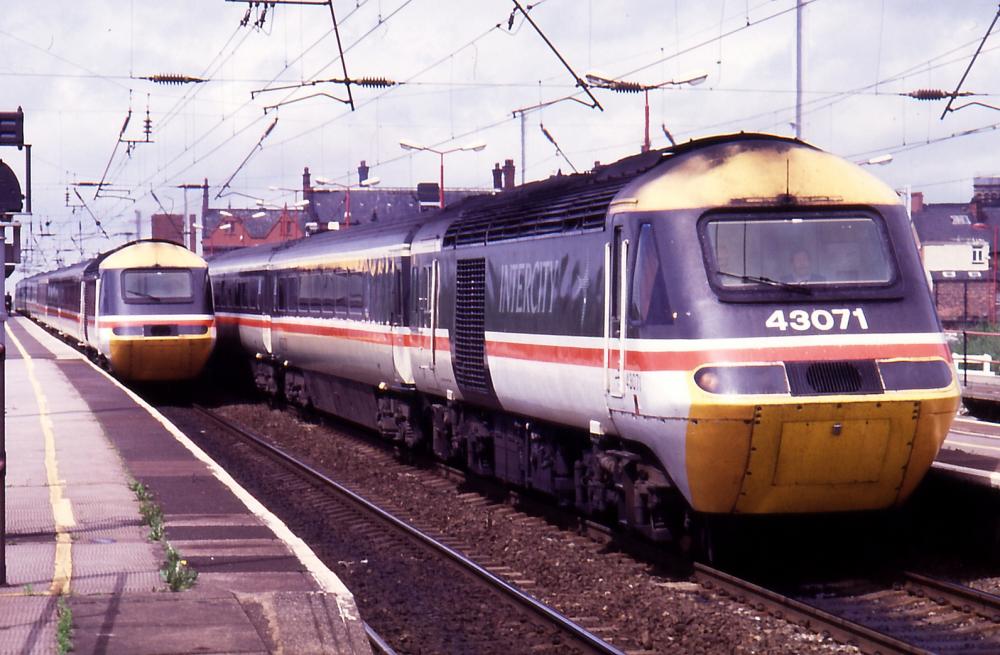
243;275;260;311
320;271;334;315
629;223;672;327
276;274;299;314
330;269;347;316
348;271;365;317
299;272;318;314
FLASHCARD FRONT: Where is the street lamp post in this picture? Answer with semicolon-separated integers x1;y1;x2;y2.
314;177;380;228
586;71;707;153
399;139;486;208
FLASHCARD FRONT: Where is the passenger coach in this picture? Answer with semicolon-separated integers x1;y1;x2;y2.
16;239;216;381
209;133;960;546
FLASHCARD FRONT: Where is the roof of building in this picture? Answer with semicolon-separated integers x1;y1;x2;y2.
202;208;304;239
911;203;1000;246
305;187;484;228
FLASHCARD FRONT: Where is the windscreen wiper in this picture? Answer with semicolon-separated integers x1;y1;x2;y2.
126;290;162;301
716;270;812;295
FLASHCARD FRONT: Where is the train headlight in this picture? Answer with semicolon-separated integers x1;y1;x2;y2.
694;365;789;395
878;360;953;390
177;325;209;335
112;325;144;336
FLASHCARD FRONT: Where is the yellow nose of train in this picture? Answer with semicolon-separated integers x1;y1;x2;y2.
108;324;216;381
684;381;960;514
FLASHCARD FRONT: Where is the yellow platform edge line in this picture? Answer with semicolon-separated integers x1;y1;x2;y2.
5;322;75;596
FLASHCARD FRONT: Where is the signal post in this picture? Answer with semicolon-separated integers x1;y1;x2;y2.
0;106;27;586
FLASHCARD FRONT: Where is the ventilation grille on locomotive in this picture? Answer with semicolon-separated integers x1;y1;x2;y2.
443;178;627;247
453;258;492;394
785;360;883;396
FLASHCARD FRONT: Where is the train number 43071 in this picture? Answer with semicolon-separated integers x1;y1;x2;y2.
765;308;869;331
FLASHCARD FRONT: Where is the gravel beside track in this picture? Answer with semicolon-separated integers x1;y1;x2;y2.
181;401;860;655
163;404;601;655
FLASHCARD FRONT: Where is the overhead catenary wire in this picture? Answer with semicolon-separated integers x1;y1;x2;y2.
694;36;1000;137
100;0;821;212
539;122;578;173
940;4;1000;119
62;0;1000;245
508;0;602;111
72;189;109;239
103;0;384;219
215;117;279;199
103;0;807;208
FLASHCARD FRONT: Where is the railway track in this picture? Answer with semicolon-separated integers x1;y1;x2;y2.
165;396;999;654
191;404;627;655
695;564;1000;654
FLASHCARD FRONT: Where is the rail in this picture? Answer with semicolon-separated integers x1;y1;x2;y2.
903;571;1000;622
193;405;627;655
692;564;922;655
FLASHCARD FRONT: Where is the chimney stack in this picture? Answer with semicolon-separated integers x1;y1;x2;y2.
358;160;369;184
970;198;982;221
502;159;516;191
492;163;503;191
911;191;924;215
303;166;312;191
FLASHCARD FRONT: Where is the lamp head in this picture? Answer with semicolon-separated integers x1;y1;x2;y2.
585;72;614;86
677;71;708;86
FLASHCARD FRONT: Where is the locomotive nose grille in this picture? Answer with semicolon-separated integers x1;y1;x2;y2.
147;324;175;337
785;360;883;396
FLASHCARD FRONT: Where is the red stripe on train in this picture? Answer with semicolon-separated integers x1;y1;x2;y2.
216;314;949;371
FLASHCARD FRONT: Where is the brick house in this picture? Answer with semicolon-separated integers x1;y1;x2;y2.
151;213;197;251
911;178;1000;327
201;207;305;256
184;160;507;256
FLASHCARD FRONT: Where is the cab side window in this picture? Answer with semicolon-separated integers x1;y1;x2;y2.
629;223;672;327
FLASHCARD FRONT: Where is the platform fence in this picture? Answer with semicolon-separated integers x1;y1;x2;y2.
949;330;1000;387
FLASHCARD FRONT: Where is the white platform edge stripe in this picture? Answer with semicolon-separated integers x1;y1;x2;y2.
42;334;362;619
932;461;1000;489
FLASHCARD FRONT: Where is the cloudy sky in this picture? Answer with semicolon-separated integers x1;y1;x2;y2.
2;0;999;270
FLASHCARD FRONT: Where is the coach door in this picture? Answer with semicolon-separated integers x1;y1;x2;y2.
410;259;442;390
390;262;414;385
81;279;95;343
78;280;87;340
604;224;629;403
262;272;274;354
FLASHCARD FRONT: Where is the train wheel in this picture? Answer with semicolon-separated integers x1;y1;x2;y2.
683;511;723;565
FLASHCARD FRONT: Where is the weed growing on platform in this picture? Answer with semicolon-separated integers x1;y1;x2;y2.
129;480;199;591
161;544;198;592
129;480;164;541
56;597;73;654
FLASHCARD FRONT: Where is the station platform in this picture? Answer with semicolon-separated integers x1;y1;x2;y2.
959;376;1000;405
0;316;371;654
934;415;1000;490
